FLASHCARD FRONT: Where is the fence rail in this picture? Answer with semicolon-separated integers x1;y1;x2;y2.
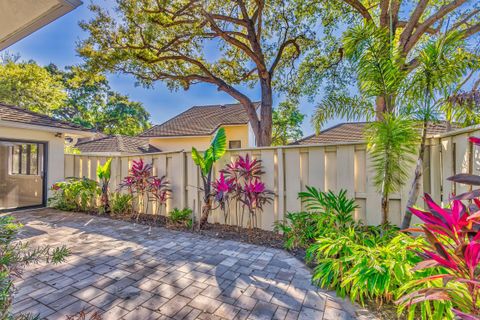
64;125;480;231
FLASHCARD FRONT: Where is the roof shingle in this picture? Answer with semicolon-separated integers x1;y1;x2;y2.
292;121;458;145
0;103;92;132
140;102;257;137
75;135;161;154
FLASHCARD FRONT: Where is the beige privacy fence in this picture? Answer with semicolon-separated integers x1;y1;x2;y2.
64;125;480;231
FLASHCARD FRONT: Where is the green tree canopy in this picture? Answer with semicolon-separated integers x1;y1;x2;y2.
0;57;66;115
77;0;322;146
47;64;151;136
272;101;305;146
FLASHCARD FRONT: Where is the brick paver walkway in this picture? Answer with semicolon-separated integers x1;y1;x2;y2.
10;209;368;320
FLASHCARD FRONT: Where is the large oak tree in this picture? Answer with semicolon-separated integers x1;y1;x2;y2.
78;0;318;146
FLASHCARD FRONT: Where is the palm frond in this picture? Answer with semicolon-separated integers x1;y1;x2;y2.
312;92;374;133
365;115;419;196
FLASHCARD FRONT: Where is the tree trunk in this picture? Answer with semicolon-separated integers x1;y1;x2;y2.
257;77;273;146
381;195;389;225
376;96;387;120
199;198;212;229
401;121;427;229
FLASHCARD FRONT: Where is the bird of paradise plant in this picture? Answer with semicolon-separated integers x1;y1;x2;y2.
396;194;480;319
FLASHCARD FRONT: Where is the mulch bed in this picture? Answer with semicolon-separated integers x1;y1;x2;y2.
81;210;307;261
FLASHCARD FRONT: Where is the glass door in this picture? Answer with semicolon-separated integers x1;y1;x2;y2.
0;140;45;210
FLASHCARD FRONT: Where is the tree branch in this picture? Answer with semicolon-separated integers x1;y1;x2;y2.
404;0;468;53
342;0;373;20
269;37;302;76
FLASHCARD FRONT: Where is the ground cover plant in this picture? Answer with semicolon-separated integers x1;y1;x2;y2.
0;216;69;319
277;186;457;318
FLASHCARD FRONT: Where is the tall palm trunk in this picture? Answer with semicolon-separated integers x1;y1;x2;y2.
401;120;427;229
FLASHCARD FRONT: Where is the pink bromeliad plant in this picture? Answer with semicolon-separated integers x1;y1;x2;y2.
396;195;480;318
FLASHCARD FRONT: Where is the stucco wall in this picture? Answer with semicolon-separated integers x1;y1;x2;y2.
149;125;251;151
0;127;65;198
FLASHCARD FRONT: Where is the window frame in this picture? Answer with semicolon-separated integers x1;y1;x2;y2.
10;143;40;176
228;140;242;149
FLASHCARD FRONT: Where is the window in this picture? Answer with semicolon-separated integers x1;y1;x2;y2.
229;140;241;149
11;144;40;175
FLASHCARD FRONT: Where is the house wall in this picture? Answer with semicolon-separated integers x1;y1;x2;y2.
0;126;65;199
149;136;212;151
149;125;251;151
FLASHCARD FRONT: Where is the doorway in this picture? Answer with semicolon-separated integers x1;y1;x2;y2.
0;140;46;211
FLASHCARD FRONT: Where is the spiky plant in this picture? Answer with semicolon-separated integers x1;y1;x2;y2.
365;115;419;224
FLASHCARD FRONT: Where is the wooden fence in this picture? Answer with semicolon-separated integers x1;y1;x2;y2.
64;125;480;231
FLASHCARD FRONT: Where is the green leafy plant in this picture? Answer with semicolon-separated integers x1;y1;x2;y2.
192;127;226;228
276;188;358;251
0;216;69;319
49;178;100;212
97;158;112;214
169;208;193;228
274;212;321;250
308;230;424;306
298;187;358;229
110;193;133;216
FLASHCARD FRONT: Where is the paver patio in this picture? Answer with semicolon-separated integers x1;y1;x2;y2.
10;209;368;320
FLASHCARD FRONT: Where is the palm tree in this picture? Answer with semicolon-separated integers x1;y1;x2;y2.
365;115;419;224
400;31;475;229
313;23;478;225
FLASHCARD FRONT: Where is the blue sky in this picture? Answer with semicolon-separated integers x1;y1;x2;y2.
7;2;330;136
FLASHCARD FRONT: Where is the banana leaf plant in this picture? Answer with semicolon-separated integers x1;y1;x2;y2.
192;127;226;228
447;137;480;201
97;158;112;213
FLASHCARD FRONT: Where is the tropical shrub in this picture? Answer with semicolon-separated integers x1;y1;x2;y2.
307;229;423;306
274;211;321;250
97;158;112;214
169;208;193;227
49;177;100;212
110;193;133;216
120;159;152;216
275;188;358;250
0;216;69;319
119;159;170;218
192;127;227;228
396;194;480;320
299;187;358;230
211;172;235;223
148;176;170;215
216;154;273;229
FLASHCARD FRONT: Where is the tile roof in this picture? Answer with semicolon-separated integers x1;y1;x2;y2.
292;121;458;145
140;102;258;137
75;135;161;154
0;103;93;132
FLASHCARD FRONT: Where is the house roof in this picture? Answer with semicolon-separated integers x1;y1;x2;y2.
292;121;457;145
0;0;82;50
75;135;161;154
0;103;93;133
140;102;257;137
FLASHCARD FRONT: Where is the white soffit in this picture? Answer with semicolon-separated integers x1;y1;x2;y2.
0;0;82;50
